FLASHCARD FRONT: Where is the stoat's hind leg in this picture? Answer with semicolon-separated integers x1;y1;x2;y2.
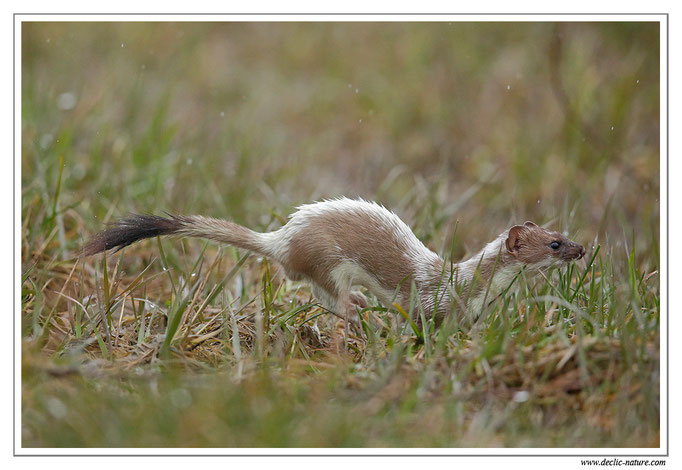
333;280;365;334
311;283;362;331
311;284;340;316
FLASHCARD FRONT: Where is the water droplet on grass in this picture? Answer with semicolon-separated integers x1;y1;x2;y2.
57;92;77;110
39;133;54;150
46;397;67;419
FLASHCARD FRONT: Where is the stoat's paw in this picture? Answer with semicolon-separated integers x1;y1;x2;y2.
349;290;368;309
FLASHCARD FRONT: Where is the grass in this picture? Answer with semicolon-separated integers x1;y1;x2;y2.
21;21;660;448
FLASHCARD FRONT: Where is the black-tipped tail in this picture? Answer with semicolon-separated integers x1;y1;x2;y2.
82;214;184;257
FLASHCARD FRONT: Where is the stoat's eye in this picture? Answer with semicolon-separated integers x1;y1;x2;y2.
549;241;561;250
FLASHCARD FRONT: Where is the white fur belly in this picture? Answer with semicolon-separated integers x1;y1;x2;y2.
468;266;520;314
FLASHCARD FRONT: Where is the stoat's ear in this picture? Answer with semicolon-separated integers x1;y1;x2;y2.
506;225;527;254
524;221;537;228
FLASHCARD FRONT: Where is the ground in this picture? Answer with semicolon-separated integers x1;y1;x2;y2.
21;21;660;448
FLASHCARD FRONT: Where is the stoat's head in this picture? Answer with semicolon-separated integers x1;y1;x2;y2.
505;221;585;269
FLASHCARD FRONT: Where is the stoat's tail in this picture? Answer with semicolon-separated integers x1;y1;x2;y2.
82;214;271;258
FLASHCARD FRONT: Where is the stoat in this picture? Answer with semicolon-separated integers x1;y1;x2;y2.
83;198;585;322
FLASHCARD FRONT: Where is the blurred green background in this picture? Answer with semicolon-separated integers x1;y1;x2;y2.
22;21;659;260
21;21;661;448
